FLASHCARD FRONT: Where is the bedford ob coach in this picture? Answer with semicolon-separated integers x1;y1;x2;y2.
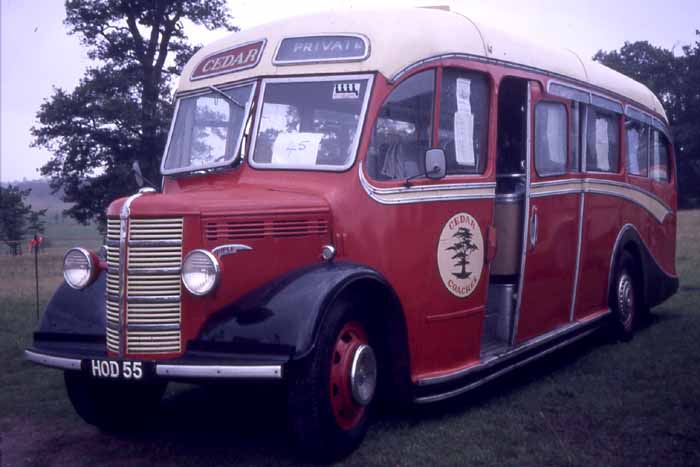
25;6;679;461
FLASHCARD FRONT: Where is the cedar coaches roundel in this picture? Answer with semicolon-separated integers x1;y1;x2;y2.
437;212;484;298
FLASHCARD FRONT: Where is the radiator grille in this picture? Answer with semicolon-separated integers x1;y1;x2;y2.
105;219;121;353
105;217;183;355
205;218;328;241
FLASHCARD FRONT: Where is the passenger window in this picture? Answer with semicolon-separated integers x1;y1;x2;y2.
625;120;649;177
586;108;620;172
534;102;567;176
651;130;670;182
438;68;489;174
366;70;435;181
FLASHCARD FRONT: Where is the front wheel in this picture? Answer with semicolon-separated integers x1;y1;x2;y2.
288;301;378;462
64;371;167;431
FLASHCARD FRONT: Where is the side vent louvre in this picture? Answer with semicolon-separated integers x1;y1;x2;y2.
206;218;328;241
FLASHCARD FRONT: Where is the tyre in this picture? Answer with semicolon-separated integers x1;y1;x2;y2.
64;371;167;431
288;300;378;462
611;251;641;341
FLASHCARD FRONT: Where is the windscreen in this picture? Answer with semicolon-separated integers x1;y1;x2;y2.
162;83;255;174
251;76;371;170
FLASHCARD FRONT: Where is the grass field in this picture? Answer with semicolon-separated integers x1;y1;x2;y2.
1;212;699;466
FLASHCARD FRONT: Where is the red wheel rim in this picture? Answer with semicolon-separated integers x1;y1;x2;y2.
329;321;368;430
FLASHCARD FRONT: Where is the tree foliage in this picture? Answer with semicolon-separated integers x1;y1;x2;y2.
0;185;47;255
594;32;700;207
32;0;236;228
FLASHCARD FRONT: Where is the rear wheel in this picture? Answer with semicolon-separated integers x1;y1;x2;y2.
64;371;166;431
612;251;640;340
288;301;378;462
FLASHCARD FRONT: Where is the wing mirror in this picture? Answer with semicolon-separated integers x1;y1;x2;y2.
425;148;446;180
132;161;145;188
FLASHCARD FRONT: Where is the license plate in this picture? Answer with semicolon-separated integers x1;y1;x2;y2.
84;359;152;380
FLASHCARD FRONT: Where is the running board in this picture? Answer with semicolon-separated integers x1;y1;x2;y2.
414;311;610;404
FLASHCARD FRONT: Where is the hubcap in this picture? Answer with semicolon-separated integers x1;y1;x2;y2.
350;344;377;406
329;321;373;430
617;272;635;328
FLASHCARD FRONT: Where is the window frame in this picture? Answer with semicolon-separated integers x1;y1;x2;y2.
161;80;258;176
247;73;375;172
534;100;569;178
584;106;622;175
625;118;650;179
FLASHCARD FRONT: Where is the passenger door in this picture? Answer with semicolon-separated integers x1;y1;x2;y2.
515;83;579;342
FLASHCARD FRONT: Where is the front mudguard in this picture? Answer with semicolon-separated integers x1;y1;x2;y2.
189;261;398;361
35;271;106;345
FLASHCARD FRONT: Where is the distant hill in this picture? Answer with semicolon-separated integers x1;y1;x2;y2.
1;179;72;219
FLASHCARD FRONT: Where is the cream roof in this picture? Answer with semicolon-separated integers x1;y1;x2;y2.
178;7;667;122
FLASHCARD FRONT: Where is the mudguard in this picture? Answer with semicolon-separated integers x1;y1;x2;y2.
609;225;679;309
188;261;398;360
34;271;106;345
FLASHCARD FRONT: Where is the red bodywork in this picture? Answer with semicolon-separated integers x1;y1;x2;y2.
106;56;677;383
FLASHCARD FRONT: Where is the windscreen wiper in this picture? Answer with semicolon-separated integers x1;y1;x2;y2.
208;85;245;110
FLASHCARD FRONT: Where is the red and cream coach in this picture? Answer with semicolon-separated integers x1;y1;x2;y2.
26;6;679;460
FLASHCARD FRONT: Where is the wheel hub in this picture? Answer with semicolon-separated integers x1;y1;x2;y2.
617;272;634;327
350;344;377;406
329;321;375;430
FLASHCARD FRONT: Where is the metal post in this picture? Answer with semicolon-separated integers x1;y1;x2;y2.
34;233;39;320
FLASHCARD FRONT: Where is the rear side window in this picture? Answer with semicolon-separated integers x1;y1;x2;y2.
437;68;490;174
625;120;649;176
534;102;568;176
366;70;435;180
586;108;620;172
651;130;670;182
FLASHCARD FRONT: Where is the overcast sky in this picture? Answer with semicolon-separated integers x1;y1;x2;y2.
1;0;698;182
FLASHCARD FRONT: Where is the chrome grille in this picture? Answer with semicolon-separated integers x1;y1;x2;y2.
105;219;121;353
105;217;183;355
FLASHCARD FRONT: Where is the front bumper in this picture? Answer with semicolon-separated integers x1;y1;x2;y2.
25;345;284;380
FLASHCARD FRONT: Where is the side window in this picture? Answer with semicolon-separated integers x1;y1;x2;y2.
651;130;670;182
586;108;620;172
438;68;489;174
366;70;435;181
534;102;567;176
625;119;649;177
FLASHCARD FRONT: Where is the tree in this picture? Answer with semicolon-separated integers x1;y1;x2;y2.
447;227;478;279
594;32;700;207
32;0;237;230
0;185;47;256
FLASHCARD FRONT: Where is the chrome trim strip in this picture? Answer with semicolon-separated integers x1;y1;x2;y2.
212;244;253;259
248;74;374;172
358;162;496;205
418;311;610;386
127;323;180;332
118;192;144;357
415;325;600;403
511;82;532;346
272;33;370;66
570;192;585;322
25;350;82;371
128;240;182;247
105;240;119;247
529;178;671;223
128;267;181;275
127;295;180;304
106;320;120;331
156;364;282;379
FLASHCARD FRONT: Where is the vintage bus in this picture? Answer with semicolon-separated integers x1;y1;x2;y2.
25;6;679;461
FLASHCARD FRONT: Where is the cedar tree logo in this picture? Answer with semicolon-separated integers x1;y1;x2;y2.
437;212;484;298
